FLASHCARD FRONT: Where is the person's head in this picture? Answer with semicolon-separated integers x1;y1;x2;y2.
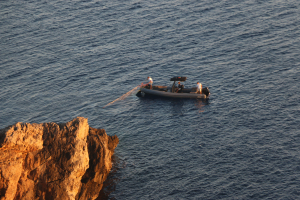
197;82;199;84
147;76;149;79
178;82;180;84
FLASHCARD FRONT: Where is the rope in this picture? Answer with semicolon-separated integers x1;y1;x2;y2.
103;85;141;108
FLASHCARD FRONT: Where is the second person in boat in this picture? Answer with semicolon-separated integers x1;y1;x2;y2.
196;82;202;94
176;81;184;93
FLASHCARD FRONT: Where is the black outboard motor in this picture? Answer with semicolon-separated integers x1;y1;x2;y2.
202;87;210;97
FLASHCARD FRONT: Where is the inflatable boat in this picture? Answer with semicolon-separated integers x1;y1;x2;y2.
136;77;210;99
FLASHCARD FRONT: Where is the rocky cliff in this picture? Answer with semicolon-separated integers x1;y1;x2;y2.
0;117;119;200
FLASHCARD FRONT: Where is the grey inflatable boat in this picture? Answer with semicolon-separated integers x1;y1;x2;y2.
137;77;210;99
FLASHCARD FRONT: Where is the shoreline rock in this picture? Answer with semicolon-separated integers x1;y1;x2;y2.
0;117;119;200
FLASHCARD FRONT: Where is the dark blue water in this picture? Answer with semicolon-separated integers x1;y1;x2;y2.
1;0;300;199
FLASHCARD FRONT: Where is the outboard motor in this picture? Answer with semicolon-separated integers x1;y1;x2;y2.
202;87;210;97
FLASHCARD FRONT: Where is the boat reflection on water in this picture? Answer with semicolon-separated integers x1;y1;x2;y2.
195;98;210;113
170;98;209;114
137;95;210;115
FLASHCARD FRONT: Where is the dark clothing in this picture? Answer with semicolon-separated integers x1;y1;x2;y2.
176;83;184;93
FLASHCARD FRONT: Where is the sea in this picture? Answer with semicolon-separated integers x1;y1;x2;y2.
1;0;300;199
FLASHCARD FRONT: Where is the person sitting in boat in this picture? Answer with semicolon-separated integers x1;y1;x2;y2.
146;76;153;89
176;81;184;93
196;82;202;94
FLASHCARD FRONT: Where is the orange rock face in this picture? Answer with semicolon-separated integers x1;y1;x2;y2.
0;117;119;200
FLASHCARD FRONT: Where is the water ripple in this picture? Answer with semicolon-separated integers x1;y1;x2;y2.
1;0;300;199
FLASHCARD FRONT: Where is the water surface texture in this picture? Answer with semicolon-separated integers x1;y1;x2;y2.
1;0;300;199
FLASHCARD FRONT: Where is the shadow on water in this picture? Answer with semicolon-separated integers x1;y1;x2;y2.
97;98;209;199
97;154;124;200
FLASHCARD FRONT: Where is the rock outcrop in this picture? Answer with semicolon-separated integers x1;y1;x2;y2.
0;117;119;200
